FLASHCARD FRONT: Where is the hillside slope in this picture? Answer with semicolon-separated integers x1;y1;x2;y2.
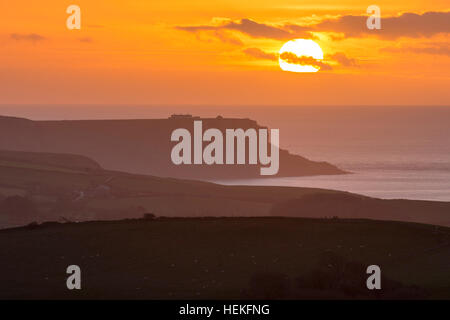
0;217;448;299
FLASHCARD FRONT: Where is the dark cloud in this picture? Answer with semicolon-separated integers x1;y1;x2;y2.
243;47;357;70
382;43;450;56
10;33;46;42
176;11;450;42
279;52;333;70
243;48;278;61
329;52;359;67
176;18;313;41
314;11;450;39
223;18;291;39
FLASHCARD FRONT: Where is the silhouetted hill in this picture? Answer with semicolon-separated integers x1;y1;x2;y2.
0;217;448;299
0;150;449;228
0;115;344;179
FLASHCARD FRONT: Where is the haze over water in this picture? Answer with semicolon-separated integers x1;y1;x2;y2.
1;105;449;201
219;106;450;201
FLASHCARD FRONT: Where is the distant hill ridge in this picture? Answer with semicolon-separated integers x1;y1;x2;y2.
0;114;345;179
0;150;102;171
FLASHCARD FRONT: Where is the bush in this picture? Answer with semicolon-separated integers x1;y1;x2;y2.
25;221;39;229
143;213;156;220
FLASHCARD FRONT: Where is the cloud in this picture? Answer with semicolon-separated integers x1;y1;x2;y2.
243;48;278;61
243;47;358;70
242;47;333;70
213;30;243;45
279;52;333;70
10;33;46;42
222;18;291;39
313;11;450;39
79;37;93;43
329;52;359;66
176;18;314;41
177;11;450;42
283;24;317;39
382;43;450;56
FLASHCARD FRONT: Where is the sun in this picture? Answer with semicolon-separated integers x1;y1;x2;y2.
279;39;324;73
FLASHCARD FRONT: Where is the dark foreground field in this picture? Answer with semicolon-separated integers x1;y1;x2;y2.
0;217;449;299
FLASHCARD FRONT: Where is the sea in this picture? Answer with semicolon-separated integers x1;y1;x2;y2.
215;105;450;201
1;104;449;201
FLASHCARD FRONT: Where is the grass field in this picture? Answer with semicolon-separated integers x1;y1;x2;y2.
0;217;448;299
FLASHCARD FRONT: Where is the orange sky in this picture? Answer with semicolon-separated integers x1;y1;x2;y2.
0;0;449;106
